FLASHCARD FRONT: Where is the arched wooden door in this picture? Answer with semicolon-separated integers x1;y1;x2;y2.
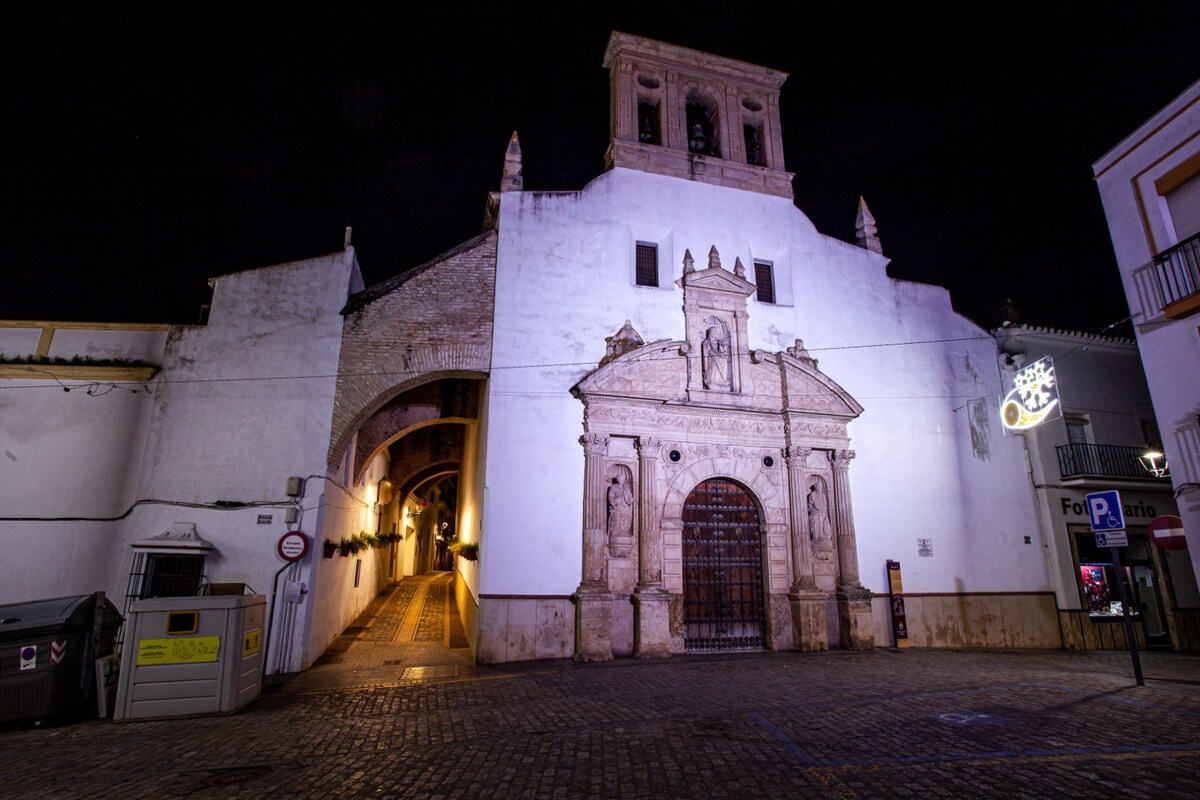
682;478;766;652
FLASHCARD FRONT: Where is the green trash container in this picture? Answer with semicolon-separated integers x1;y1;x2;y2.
0;594;122;724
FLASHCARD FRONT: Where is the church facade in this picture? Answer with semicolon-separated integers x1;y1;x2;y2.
3;34;1074;673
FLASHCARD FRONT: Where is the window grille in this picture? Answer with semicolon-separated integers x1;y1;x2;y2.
636;243;658;287
754;261;775;304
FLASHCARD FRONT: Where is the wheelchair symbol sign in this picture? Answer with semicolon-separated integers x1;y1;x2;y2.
1085;490;1125;532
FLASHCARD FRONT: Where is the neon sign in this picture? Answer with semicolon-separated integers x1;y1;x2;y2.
1000;356;1060;431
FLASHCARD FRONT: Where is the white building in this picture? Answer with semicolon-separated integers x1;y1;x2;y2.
1093;79;1200;593
4;33;1098;671
994;324;1198;651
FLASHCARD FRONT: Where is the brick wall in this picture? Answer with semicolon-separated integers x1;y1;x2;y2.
328;231;497;471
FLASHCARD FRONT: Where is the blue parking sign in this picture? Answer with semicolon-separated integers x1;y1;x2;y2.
1085;490;1125;532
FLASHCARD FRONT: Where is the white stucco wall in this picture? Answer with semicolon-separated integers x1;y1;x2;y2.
0;325;167;605
1;250;360;676
482;168;1044;600
1094;79;1200;583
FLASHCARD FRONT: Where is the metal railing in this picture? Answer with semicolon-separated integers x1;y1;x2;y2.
1057;443;1162;481
1154;232;1200;309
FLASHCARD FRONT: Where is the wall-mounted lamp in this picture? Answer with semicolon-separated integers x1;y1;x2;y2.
1139;449;1169;478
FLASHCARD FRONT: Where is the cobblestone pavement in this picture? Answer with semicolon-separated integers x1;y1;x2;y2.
3;577;1199;799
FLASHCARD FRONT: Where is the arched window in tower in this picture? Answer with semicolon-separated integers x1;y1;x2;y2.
743;121;765;166
686;93;720;158
638;97;661;145
741;96;767;166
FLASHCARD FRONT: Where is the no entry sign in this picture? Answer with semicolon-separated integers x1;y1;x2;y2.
1148;515;1187;551
277;531;310;562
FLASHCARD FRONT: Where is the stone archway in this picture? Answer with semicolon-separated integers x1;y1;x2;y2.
681;478;767;652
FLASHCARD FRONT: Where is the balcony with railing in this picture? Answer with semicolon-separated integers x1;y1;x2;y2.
1056;443;1168;482
1154;232;1200;319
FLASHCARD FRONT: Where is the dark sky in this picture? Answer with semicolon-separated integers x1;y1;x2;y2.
4;3;1198;332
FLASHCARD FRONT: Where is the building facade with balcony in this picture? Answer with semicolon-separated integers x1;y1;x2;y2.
1093;78;1200;601
995;324;1199;651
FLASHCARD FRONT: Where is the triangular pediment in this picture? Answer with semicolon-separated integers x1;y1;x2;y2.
778;354;863;418
675;266;755;296
573;340;688;400
573;338;863;422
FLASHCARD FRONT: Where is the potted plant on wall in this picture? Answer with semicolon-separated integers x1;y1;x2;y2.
323;539;338;559
448;540;479;561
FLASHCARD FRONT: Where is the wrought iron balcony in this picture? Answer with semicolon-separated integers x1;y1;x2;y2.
1154;232;1200;318
1056;443;1167;482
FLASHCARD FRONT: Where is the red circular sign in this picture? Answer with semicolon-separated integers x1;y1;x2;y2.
1148;515;1188;551
277;531;310;561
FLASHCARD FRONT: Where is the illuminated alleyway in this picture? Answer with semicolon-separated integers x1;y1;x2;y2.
278;572;476;694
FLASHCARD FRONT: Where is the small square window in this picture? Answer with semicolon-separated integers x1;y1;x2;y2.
636;243;659;287
754;261;775;304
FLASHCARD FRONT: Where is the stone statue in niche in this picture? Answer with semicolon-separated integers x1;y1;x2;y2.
606;467;635;558
701;324;731;390
808;478;834;561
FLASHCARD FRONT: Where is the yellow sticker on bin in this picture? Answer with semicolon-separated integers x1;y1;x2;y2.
137;636;220;665
242;628;261;657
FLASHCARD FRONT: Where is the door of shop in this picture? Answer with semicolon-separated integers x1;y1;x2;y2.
681;479;766;652
1074;527;1172;649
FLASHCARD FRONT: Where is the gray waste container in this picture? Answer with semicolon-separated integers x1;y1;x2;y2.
114;593;265;720
0;594;122;724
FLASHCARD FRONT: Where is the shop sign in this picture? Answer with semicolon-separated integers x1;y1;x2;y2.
1148;515;1187;551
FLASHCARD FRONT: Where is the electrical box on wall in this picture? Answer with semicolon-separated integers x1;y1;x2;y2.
286;476;303;496
284;507;299;524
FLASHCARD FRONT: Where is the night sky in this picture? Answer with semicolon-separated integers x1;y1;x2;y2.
4;3;1197;333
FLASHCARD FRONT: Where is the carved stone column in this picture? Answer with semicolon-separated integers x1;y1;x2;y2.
830;449;874;649
636;437;663;589
633;436;671;657
574;433;613;661
580;433;609;589
786;446;827;651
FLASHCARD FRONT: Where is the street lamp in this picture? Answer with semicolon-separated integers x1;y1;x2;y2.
1138;449;1169;478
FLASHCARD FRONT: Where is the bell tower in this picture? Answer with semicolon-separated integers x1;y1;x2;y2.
602;32;794;199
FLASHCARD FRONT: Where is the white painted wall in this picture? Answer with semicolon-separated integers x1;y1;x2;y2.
1;249;360;677
1094;79;1200;583
483;168;1044;599
0;325;167;605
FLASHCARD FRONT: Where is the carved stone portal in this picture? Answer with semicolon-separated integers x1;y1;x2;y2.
572;243;870;657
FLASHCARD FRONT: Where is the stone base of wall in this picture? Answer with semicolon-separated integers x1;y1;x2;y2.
871;592;1061;649
474;595;574;664
455;569;478;657
1173;609;1200;652
1059;607;1200;652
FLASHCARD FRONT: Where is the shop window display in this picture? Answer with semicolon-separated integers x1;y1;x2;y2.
1079;564;1136;617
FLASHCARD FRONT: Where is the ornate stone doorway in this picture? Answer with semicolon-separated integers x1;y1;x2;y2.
682;479;766;652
